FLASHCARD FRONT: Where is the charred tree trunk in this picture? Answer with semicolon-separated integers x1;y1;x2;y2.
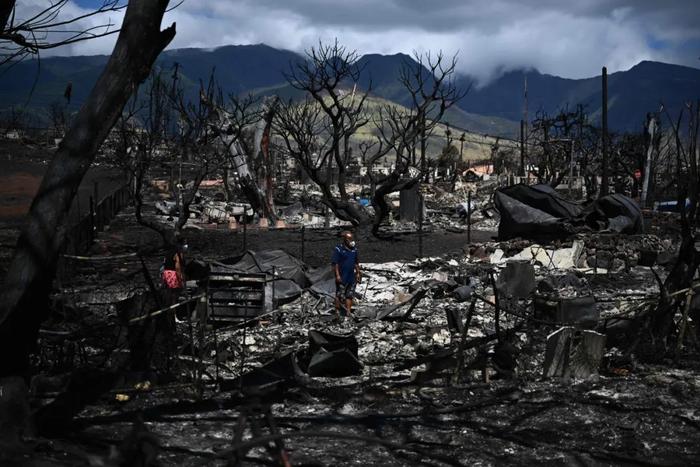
260;114;276;220
0;1;14;34
371;173;421;236
225;138;273;223
131;151;171;246
0;0;175;378
318;183;369;226
253;100;278;222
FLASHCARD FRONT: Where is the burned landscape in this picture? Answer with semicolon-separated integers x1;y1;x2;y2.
2;1;700;466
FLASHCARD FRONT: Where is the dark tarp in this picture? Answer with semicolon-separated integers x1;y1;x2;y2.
306;266;336;298
583;194;643;234
494;184;581;241
494;184;642;241
219;250;308;286
211;250;344;305
310;279;336;299
223;331;361;391
497;184;583;219
211;250;307;304
302;330;361;377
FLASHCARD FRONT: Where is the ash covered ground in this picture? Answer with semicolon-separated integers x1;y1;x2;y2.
3;195;697;466
1;143;699;466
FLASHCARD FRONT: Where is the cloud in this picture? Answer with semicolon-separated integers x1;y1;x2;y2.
11;0;700;83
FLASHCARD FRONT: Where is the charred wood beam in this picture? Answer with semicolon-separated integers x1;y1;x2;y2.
452;297;477;384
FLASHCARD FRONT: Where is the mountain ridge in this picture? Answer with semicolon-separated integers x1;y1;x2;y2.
1;43;699;137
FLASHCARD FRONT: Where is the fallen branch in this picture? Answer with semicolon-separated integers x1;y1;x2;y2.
373;288;428;321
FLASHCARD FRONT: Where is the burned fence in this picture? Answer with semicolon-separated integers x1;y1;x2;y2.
62;183;131;257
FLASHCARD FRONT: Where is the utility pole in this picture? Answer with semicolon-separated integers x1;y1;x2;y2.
568;139;575;196
325;152;332;227
521;74;528;178
600;66;609;197
420;113;427;181
445;124;453;178
520;120;525;177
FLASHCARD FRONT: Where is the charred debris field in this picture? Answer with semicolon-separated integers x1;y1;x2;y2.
4;2;700;465
1;156;699;466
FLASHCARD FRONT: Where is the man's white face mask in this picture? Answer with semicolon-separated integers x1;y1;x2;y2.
349;240;356;248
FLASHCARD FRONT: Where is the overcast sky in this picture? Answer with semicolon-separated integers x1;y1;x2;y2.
17;0;700;84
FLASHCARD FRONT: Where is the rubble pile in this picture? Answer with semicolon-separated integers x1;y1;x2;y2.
145;172;510;235
32;227;700;464
12;172;699;465
154;192;253;226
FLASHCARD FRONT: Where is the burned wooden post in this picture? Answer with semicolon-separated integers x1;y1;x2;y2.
452;298;477;385
400;184;421;221
568;139;574;197
243;221;247;252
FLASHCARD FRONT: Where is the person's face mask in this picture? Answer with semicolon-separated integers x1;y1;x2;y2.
349;240;356;248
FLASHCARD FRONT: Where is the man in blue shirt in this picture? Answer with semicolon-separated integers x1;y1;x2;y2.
331;231;361;317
